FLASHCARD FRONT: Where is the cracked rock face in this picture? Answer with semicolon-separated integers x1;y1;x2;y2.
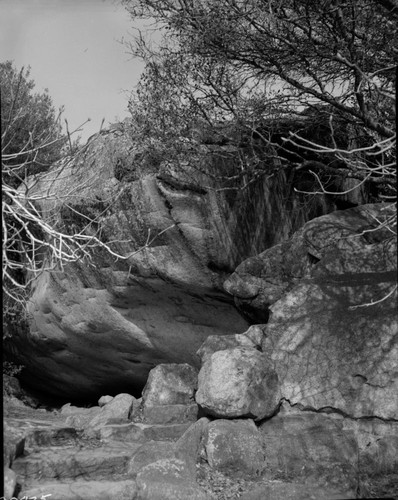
10;124;322;400
226;204;398;420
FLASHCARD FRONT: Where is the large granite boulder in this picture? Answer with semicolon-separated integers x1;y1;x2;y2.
196;347;280;420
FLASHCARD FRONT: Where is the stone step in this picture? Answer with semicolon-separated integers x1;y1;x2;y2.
26;426;81;449
142;403;198;425
19;478;137;500
99;421;192;442
12;441;142;484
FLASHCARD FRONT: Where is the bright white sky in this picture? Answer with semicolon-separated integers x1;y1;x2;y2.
0;0;148;142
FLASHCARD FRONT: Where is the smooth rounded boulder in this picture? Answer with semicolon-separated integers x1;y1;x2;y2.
196;347;280;419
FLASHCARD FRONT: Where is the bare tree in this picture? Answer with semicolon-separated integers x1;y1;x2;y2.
1;63;172;314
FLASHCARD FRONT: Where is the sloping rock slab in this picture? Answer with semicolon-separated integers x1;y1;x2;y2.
64;406;102;429
175;418;210;478
87;393;136;428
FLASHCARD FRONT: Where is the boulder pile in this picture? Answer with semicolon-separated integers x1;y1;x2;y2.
4;195;397;498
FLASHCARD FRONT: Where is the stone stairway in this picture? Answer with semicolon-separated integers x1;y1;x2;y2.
9;414;203;500
5;360;374;500
13;428;141;500
6;386;207;500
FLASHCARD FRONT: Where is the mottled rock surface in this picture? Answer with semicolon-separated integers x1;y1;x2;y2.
142;363;198;406
201;419;266;477
196;347;280;419
135;458;207;500
226;204;397;419
128;441;176;475
259;407;358;491
175;417;210;477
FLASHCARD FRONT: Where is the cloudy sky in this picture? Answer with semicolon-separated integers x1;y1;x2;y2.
0;0;148;142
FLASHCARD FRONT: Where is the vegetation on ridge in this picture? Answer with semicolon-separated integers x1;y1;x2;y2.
123;0;396;205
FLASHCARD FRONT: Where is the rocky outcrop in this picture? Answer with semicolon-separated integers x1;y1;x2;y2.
197;204;396;496
225;204;397;419
6;178;396;498
8;119;360;400
7;338;397;500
